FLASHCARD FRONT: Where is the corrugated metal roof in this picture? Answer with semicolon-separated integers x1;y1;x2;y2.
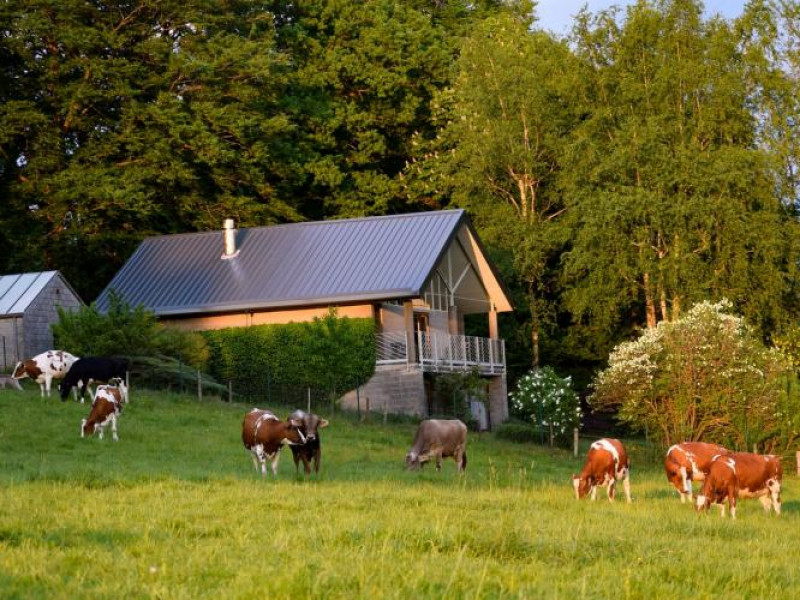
96;210;471;316
0;271;58;316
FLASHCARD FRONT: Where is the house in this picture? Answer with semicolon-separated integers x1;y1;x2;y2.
0;271;84;371
95;210;513;425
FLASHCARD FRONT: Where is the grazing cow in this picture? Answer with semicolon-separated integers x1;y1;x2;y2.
405;419;468;473
241;409;305;478
696;452;782;519
289;409;329;476
59;357;128;402
81;379;127;441
573;438;632;503
665;442;730;503
0;374;24;391
12;350;78;397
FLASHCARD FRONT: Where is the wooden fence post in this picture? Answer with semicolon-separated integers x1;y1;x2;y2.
197;369;202;401
228;380;232;403
573;428;579;458
796;451;800;476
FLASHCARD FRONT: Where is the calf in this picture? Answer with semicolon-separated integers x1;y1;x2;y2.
12;350;78;397
573;438;631;502
241;409;305;478
289;409;329;476
405;419;467;473
81;379;127;441
0;374;23;391
60;357;128;402
696;452;782;519
665;442;730;503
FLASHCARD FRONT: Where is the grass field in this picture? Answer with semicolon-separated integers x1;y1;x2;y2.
1;387;799;599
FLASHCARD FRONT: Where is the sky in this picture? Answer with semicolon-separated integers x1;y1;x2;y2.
534;1;749;35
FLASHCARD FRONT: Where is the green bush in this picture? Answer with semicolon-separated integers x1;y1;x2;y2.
203;309;375;395
52;292;210;371
510;366;581;445
590;300;798;453
494;421;540;444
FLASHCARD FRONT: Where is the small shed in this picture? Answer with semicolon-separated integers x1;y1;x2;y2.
0;271;84;371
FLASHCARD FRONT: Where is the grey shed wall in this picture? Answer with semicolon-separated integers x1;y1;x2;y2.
23;274;83;358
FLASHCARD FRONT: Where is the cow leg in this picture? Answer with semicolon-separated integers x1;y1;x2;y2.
435;452;443;471
270;453;280;478
768;479;782;515
39;380;46;398
680;466;692;502
607;479;616;502
313;449;321;474
45;374;54;397
111;415;118;442
303;456;311;476
590;485;598;501
98;424;105;440
622;471;632;504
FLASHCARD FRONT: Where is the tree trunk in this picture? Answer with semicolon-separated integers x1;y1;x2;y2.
644;273;657;328
660;287;669;322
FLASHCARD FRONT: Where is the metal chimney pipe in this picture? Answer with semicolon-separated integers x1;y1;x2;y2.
222;218;238;258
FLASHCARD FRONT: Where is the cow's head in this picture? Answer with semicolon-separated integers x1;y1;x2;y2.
59;380;71;401
572;474;593;499
81;418;94;438
11;361;27;379
665;465;690;496
406;452;422;471
695;493;711;513
290;410;329;442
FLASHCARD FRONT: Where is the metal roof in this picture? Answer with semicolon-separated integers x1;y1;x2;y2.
96;210;490;316
0;271;60;317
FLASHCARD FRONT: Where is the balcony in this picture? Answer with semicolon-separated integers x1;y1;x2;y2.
376;331;506;375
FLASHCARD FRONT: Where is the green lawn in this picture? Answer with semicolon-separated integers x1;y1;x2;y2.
0;387;797;599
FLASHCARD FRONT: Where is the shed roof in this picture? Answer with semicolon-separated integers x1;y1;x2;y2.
0;271;62;317
96;210;512;316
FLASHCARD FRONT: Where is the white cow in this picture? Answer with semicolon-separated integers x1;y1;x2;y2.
12;350;79;397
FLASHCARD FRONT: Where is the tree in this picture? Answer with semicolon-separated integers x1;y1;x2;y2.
561;0;800;350
411;11;580;367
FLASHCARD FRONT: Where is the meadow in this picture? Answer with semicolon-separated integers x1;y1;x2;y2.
1;387;798;599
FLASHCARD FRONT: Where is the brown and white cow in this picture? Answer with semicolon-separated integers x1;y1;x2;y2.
81;379;127;441
241;409;305;478
665;442;730;503
405;419;467;473
573;438;631;502
289;409;329;476
696;452;782;519
12;350;78;397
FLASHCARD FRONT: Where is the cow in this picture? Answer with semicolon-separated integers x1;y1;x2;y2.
81;379;127;441
405;419;468;473
0;374;24;391
241;409;306;478
59;357;128;403
12;350;78;397
665;442;730;503
696;452;782;519
573;438;632;503
288;409;329;476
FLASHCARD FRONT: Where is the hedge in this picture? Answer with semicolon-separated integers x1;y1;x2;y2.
202;310;375;397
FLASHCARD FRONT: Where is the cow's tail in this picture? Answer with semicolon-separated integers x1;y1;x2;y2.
462;451;468;471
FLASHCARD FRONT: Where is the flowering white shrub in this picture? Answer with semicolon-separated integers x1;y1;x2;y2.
510;366;581;444
590;300;798;452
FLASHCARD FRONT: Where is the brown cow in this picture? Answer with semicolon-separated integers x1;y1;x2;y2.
405;419;467;472
81;379;127;441
241;409;305;478
665;442;730;503
12;350;78;397
573;438;631;502
696;452;782;519
288;409;329;476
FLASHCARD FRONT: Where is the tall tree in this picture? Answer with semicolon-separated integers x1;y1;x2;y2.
409;11;580;368
561;0;799;350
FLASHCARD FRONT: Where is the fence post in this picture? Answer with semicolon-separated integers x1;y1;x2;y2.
356;376;361;421
365;396;370;422
228;380;233;403
178;352;183;394
2;336;5;371
197;369;202;401
307;387;311;413
573;428;579;457
383;399;388;425
126;370;131;403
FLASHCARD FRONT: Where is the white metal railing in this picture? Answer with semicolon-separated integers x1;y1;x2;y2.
375;331;506;375
375;331;409;365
